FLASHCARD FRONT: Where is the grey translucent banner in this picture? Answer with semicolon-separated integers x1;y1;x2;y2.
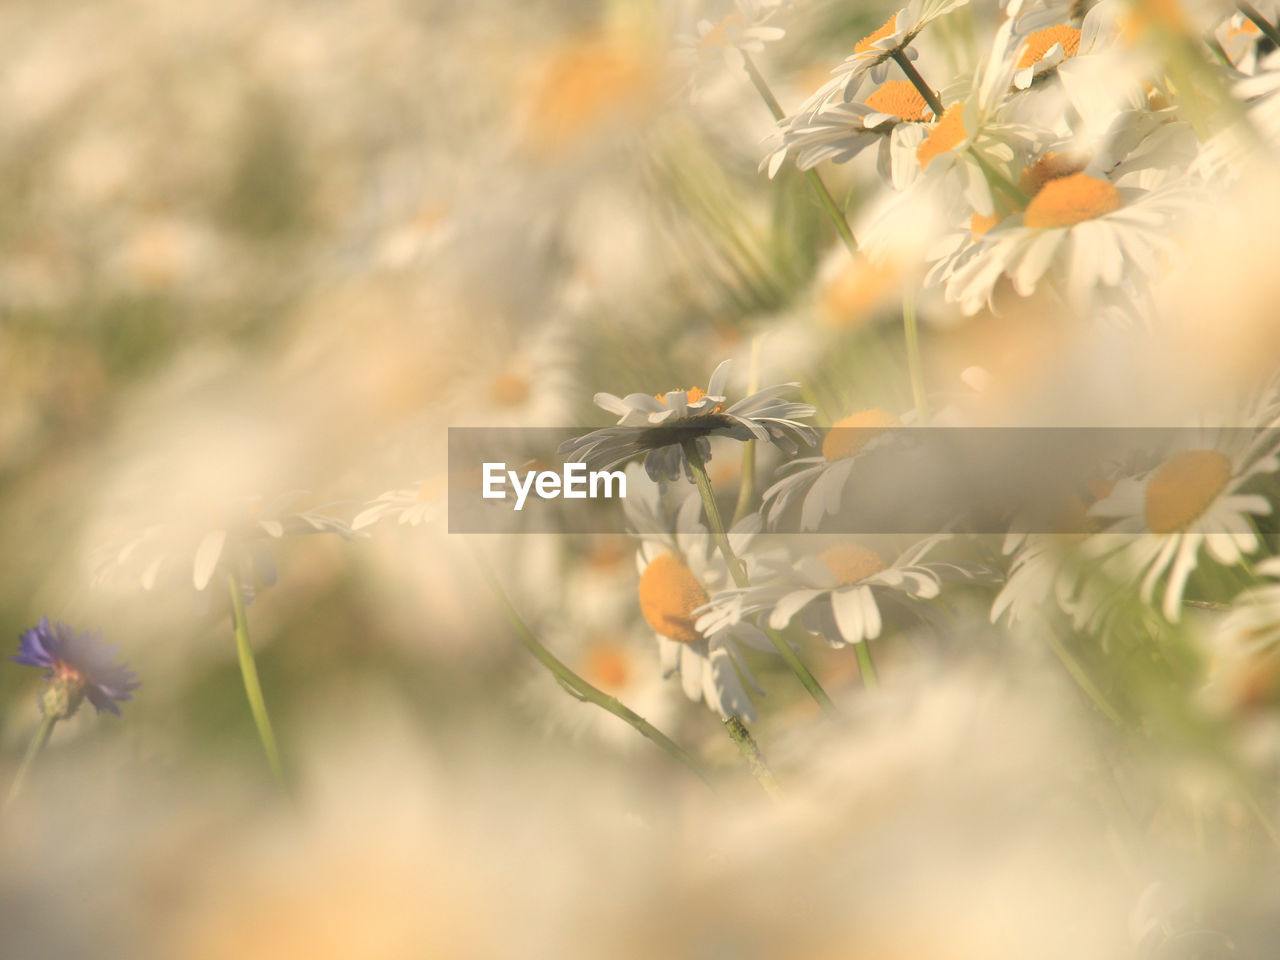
447;427;1275;534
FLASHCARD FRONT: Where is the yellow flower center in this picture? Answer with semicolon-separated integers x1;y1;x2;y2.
489;371;531;408
822;408;901;461
917;104;966;171
864;81;931;122
855;14;900;53
1143;449;1232;533
638;553;709;644
583;639;631;692
1018;151;1089;197
1227;19;1261;38
698;12;744;49
819;255;900;328
1017;25;1083;68
1022;173;1122;229
970;212;1001;237
818;543;886;585
654;385;724;412
522;35;655;153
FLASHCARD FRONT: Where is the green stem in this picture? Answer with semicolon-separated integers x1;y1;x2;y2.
1045;632;1123;726
732;440;758;527
732;340;763;526
855;641;880;690
901;287;929;423
681;439;838;715
1239;3;1280;48
228;574;285;788
724;717;781;799
4;712;56;810
891;49;945;117
969;148;1030;207
890;49;1029;207
741;52;860;257
469;544;713;787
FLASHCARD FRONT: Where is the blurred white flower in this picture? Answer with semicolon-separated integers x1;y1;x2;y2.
624;471;777;720
1085;428;1280;620
697;537;964;647
801;0;972;108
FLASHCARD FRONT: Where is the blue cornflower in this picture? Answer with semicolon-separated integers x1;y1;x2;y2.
12;618;139;718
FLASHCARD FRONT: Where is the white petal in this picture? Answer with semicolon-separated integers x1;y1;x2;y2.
830;586;870;645
769;589;824;628
193;529;227;591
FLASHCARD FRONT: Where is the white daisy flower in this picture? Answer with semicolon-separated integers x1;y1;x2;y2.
624;470;778;720
989;475;1123;629
352;476;447;530
1084;429;1280;621
1205;557;1280;711
91;492;356;597
931;169;1196;316
1215;9;1276;74
696;537;964;648
801;0;972;108
675;0;791;67
763;80;934;187
905;22;1040;218
522;620;678;748
762;407;903;530
558;359;816;482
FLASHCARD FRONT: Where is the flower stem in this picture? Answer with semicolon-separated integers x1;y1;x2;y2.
1239;3;1280;48
724;717;781;799
741;52;860;257
4;712;56;810
468;543;714;787
890;50;1029;207
228;574;285;789
855;641;880;690
732;340;763;526
902;286;929;423
1044;631;1123;725
681;439;838;715
891;49;945;117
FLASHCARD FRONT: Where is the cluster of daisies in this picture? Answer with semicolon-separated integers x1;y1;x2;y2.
737;0;1265;320
554;358;1280;721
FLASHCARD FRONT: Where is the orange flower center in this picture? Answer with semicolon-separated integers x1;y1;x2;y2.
819;255;900;327
818;543;886;585
653;386;723;413
583;640;631;691
970;212;1000;237
1143;449;1232;533
489;371;531;408
822;408;901;461
1227;18;1261;38
917;104;966;171
638;553;709;644
1018;151;1089;197
864;81;931;122
522;36;655;153
1023;173;1122;229
855;14;900;53
1017;25;1083;68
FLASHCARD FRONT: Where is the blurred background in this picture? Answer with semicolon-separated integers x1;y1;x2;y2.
3;0;1280;957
